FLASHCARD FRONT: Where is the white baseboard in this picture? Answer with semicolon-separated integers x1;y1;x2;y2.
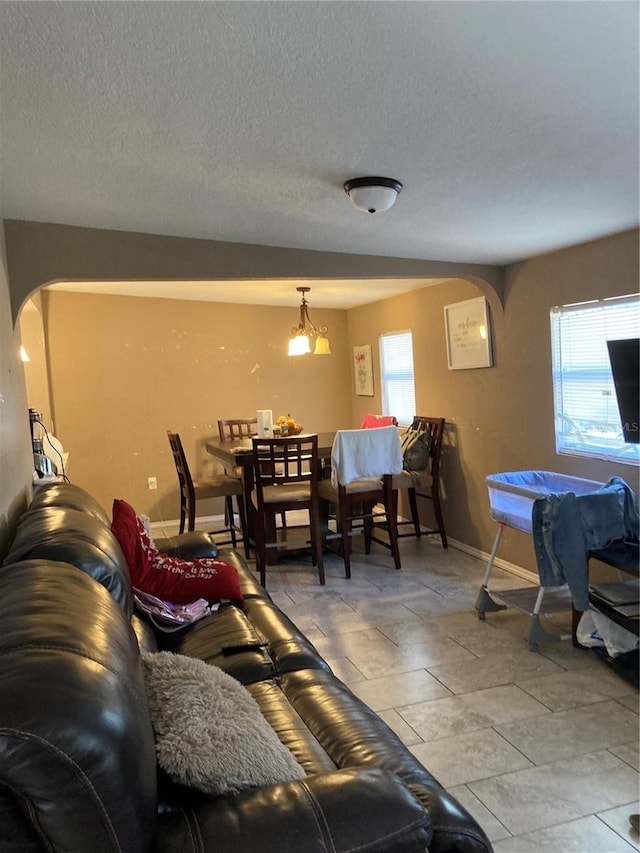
448;537;538;584
150;513;224;535
151;518;538;584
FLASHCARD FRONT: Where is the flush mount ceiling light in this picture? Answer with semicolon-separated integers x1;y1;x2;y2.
344;176;403;214
288;287;331;356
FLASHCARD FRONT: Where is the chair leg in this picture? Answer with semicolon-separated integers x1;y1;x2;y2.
338;499;351;579
179;503;186;535
408;488;421;538
385;489;402;571
431;485;448;549
363;502;373;554
309;501;325;585
254;508;267;588
187;496;196;532
225;496;237;547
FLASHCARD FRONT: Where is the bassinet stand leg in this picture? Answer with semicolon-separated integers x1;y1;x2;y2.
476;524;507;620
527;587;572;652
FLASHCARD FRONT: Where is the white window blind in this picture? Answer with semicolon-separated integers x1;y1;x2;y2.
379;331;416;426
550;294;640;465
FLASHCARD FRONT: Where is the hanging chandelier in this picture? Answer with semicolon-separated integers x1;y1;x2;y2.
288;287;331;356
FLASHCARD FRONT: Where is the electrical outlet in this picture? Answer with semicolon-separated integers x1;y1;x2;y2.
148;476;157;490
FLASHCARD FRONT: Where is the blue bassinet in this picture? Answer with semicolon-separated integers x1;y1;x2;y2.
476;470;605;650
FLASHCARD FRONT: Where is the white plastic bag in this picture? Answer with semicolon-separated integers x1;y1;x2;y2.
577;608;639;657
576;610;606;648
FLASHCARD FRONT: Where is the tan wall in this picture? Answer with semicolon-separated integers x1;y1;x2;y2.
347;229;639;572
43;291;350;521
4;220;504;321
19;294;54;429
0;221;33;559
3;220;638;576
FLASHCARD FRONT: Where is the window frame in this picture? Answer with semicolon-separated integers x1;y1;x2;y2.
379;330;416;427
550;294;640;467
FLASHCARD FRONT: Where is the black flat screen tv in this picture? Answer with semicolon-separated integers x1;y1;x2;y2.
607;338;639;444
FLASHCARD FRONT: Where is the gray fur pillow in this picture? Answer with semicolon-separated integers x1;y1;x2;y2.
141;651;305;795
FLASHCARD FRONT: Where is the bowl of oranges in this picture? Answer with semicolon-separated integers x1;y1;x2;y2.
275;414;303;436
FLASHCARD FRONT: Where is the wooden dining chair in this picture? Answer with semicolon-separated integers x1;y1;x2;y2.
167;431;248;551
251;434;324;587
218;417;288;537
217;418;258;441
391;416;448;548
317;427;403;578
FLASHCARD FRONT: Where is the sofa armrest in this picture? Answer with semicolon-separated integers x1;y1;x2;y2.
153;767;431;853
0;561;158;853
153;531;218;559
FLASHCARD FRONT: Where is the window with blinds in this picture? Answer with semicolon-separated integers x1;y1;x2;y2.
379;331;416;426
550;294;640;465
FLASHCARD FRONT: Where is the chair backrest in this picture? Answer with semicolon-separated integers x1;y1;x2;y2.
360;414;398;429
252;435;319;504
409;416;445;478
331;427;403;487
167;431;195;500
218;418;258;441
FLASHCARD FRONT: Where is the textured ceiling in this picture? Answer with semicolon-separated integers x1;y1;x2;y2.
1;1;638;307
43;278;446;310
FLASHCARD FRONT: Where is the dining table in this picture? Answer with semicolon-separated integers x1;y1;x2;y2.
205;431;337;564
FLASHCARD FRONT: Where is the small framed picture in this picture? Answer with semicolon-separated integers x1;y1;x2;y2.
444;297;493;370
353;344;374;396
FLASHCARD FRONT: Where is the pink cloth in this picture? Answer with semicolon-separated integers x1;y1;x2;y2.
361;414;398;429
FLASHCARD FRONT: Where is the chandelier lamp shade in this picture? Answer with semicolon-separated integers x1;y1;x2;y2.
343;176;403;214
288;287;331;356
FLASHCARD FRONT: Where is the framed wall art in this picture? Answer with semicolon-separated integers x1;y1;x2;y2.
444;296;493;370
353;344;374;396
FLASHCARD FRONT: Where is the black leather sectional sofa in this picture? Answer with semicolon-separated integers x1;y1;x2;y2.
0;482;493;853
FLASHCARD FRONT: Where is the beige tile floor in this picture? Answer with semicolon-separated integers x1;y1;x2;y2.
158;520;640;852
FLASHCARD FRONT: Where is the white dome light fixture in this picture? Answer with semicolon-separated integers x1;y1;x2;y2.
344;176;403;214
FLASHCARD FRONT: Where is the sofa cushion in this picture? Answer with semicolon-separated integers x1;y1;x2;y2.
141;651;305;795
241;597;332;675
2;506;133;616
29;481;111;524
111;499;243;604
159;602;277;685
158;597;331;685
